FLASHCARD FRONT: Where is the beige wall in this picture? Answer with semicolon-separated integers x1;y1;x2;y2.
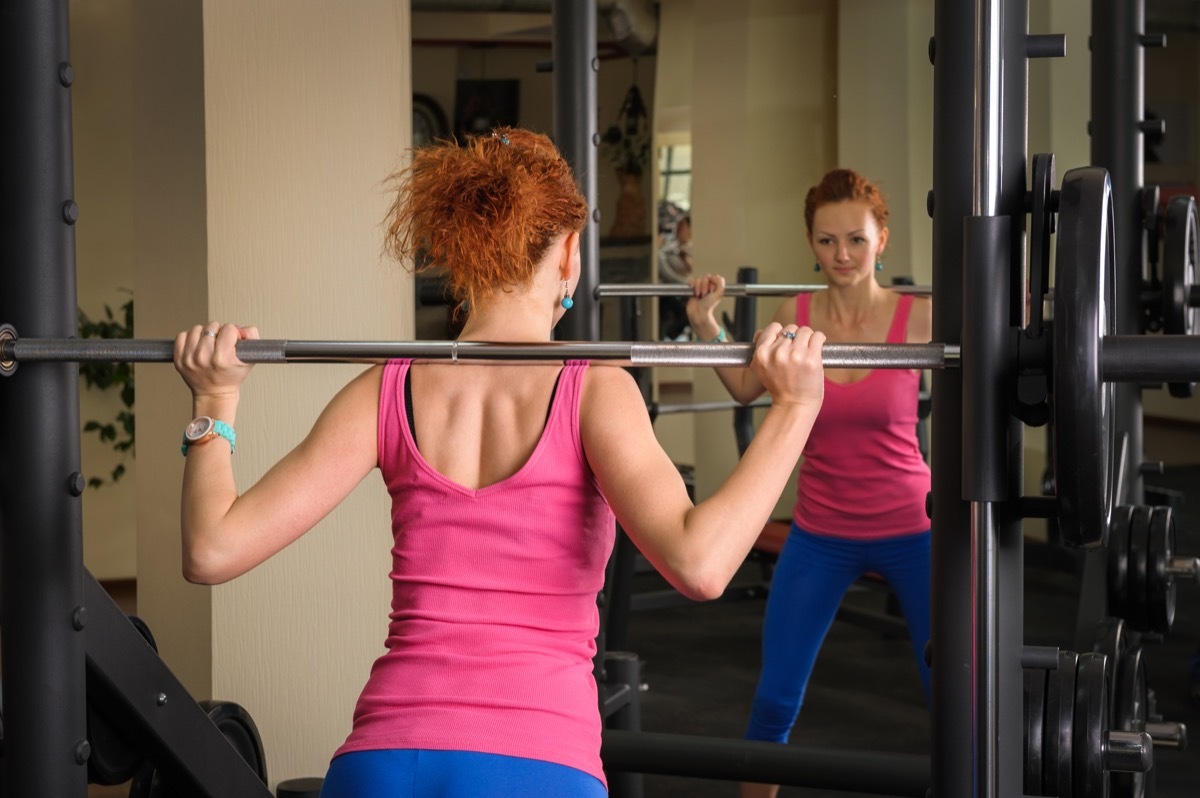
837;0;933;287
71;0;138;581
131;0;410;788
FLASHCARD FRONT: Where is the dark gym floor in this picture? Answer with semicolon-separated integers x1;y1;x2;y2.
617;467;1200;797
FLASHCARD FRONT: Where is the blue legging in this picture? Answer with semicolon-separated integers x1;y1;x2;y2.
745;524;932;743
320;749;607;797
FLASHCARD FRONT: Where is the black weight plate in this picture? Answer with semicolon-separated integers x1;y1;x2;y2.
1147;506;1177;635
1128;506;1153;632
1093;616;1127;728
1026;667;1049;796
128;699;268;797
1054;168;1118;549
1075;652;1111;798
1162;195;1199;396
1162;195;1199;336
1107;507;1135;620
1046;650;1079;798
1112;647;1148;798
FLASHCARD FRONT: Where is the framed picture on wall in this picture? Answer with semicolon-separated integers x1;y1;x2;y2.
413;93;449;148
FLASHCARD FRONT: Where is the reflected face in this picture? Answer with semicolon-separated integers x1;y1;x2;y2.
808;201;888;286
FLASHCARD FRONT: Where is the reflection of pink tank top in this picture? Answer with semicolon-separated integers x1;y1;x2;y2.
335;360;616;785
793;293;931;538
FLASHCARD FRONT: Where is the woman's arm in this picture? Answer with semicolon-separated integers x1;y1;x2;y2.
175;324;380;584
582;323;823;600
685;274;794;404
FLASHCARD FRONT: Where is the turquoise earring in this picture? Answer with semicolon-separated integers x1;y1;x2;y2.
813;263;821;273
560;280;574;310
875;261;884;272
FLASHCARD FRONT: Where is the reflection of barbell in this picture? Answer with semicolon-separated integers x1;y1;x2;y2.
1107;505;1200;635
0;170;1195;552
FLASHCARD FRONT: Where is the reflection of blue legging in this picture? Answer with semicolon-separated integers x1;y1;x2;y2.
745;524;932;743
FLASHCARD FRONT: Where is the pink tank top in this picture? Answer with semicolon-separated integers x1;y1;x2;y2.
334;360;616;785
793;293;931;538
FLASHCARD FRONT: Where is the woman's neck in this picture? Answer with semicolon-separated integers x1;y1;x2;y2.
823;279;886;327
457;296;557;343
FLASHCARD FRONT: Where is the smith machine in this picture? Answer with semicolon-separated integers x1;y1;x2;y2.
3;1;1200;798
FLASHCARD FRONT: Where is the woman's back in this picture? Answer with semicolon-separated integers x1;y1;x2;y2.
408;362;566;490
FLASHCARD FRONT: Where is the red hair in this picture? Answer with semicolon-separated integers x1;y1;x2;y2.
384;127;588;312
803;169;889;236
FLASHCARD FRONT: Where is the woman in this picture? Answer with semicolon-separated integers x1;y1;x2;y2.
686;168;933;798
173;128;826;797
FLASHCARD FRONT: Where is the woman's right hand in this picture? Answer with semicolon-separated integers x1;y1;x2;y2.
686;273;726;335
173;322;259;402
750;322;825;410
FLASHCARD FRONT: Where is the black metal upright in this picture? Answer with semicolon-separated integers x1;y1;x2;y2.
928;0;976;795
1074;0;1150;650
553;0;601;342
1091;0;1146;507
0;0;89;795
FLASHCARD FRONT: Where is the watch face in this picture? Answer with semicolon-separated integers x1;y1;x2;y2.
185;416;215;441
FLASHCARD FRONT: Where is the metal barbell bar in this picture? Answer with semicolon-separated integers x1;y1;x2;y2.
0;331;956;371
5;332;1200;383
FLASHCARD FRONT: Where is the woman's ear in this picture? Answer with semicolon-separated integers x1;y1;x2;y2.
877;226;890;255
560;231;581;280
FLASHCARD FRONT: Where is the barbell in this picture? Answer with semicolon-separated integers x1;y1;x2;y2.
1;168;1198;549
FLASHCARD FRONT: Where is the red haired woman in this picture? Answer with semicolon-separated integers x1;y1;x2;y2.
172;128;826;797
687;168;933;798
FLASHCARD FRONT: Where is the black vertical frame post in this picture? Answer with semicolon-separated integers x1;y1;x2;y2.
553;0;600;342
1076;0;1147;649
0;0;89;796
929;0;978;796
996;3;1031;796
1091;0;1145;506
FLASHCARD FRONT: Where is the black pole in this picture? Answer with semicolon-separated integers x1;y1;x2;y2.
997;3;1031;796
553;0;600;342
0;0;89;796
929;1;975;796
1091;0;1145;505
732;266;759;456
1077;0;1148;650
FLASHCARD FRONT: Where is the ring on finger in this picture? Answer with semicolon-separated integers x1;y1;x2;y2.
202;330;218;338
782;331;797;340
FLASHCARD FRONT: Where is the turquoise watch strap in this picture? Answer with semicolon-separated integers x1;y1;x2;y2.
181;419;237;456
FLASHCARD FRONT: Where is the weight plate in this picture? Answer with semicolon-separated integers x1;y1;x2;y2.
1162;195;1199;396
1107;507;1135;619
1112;646;1148;798
1054;167;1118;549
1026;667;1049;796
1046;650;1079;798
1162;195;1199;336
1075;652;1111;798
1093;616;1127;728
1128;506;1153;632
1147;506;1177;635
127;699;268;797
